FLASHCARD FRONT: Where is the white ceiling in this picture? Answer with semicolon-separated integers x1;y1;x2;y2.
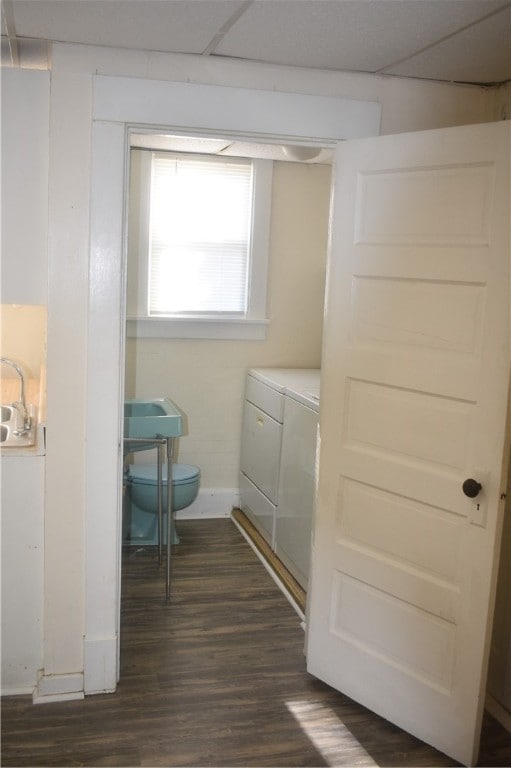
2;0;511;85
130;131;335;164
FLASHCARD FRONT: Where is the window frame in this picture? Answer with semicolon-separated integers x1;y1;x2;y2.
126;148;273;340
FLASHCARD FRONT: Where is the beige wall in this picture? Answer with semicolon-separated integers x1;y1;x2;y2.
126;159;331;488
0;305;47;380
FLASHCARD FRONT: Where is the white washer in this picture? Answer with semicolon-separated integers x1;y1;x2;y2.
239;368;320;560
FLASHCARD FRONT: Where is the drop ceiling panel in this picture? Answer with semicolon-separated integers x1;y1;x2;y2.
11;0;245;54
214;0;508;73
384;5;511;83
4;0;511;85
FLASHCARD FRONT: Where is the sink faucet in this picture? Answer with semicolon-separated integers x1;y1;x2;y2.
0;357;31;435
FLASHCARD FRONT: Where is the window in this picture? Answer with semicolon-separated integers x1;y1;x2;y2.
150;153;251;316
127;149;273;339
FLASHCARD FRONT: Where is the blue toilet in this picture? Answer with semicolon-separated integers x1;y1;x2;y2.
123;463;200;546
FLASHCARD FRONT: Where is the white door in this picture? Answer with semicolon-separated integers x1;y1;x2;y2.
307;121;511;766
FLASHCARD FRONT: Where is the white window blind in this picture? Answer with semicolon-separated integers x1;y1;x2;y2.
148;153;254;317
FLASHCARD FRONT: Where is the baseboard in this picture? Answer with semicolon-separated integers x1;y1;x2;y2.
486;693;511;733
1;684;36;696
176;488;239;520
32;671;84;704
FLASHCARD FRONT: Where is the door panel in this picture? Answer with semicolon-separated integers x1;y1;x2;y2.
306;121;510;766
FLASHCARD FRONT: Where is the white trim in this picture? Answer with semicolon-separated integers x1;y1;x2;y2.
132;148;151;317
85;119;127;695
32;672;84;704
93;76;382;140
84;636;118;695
33;691;85;704
247;159;273;323
126;317;269;340
2;685;38;697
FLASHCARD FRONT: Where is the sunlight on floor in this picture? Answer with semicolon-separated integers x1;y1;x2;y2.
286;698;379;767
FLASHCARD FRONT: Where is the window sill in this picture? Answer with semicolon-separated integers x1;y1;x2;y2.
126;316;270;340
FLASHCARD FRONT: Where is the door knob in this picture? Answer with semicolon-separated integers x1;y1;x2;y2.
463;478;482;498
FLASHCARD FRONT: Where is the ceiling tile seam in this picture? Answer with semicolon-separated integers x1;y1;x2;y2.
375;1;511;76
202;0;254;56
204;53;493;87
1;0;19;66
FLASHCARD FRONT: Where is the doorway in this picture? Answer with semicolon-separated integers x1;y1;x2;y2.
121;130;332;595
85;74;381;695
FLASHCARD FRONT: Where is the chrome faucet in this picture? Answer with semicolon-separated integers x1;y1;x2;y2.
0;357;31;435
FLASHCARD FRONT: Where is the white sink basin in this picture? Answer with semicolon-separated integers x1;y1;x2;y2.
0;403;37;448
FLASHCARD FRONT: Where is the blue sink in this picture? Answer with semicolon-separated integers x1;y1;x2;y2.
124;398;183;438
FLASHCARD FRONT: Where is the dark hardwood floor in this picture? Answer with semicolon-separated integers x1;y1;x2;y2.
2;517;510;767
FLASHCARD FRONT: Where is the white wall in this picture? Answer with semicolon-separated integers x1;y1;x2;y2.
0;68;49;694
25;40;499;696
1;69;49;305
42;52;92;693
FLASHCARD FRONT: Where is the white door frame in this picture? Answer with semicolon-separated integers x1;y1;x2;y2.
84;75;381;693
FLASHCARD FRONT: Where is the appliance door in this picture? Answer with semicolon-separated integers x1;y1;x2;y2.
240;400;282;503
240;400;283;545
276;396;318;589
